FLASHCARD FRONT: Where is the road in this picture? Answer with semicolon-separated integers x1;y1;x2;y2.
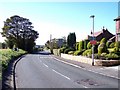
15;51;119;89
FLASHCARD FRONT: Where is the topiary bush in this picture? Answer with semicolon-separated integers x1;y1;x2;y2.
82;49;92;57
105;53;119;60
98;43;108;55
84;40;89;50
78;41;84;51
68;51;74;55
64;48;75;54
110;42;115;48
100;38;107;44
87;42;92;49
74;49;85;56
60;47;67;53
114;41;120;48
106;41;111;48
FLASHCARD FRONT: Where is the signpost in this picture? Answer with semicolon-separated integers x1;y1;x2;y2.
90;40;97;45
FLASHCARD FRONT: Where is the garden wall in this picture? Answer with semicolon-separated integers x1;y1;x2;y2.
61;53;120;66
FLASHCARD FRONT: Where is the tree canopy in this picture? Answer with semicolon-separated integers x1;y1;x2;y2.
1;15;39;52
67;32;76;48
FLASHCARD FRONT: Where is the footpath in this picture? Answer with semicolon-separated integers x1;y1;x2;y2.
53;55;120;80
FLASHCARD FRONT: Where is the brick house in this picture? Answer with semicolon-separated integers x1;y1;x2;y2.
87;27;115;42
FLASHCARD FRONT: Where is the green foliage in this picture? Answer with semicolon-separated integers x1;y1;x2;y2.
114;41;120;48
100;38;107;44
106;41;111;48
75;42;79;50
1;15;39;52
105;53;119;60
60;46;68;53
98;43;108;55
87;42;92;49
74;50;85;56
64;48;75;54
110;42;115;48
82;49;92;57
68;51;74;55
78;41;84;51
113;47;119;52
98;38;108;55
84;40;89;50
1;49;27;71
67;32;76;48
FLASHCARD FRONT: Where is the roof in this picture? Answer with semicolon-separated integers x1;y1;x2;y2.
108;35;116;42
94;30;103;37
114;16;120;21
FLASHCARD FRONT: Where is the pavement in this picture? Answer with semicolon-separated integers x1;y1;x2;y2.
53;55;120;80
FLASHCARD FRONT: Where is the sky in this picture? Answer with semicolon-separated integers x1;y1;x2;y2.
0;1;119;45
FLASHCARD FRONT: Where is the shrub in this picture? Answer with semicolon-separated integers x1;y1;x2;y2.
82;49;92;57
64;48;75;54
100;38;107;44
1;49;27;71
110;42;115;48
106;41;111;48
75;42;79;50
114;41;120;48
105;53;119;60
78;41;84;51
74;49;85;56
113;47;119;52
84;40;89;50
60;47;67;53
87;42;92;49
98;43;108;55
68;51;74;55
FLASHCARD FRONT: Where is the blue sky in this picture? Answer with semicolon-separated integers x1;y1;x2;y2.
0;2;118;45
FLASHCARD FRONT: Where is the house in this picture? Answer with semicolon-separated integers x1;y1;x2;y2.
114;16;120;41
50;37;66;48
87;27;115;42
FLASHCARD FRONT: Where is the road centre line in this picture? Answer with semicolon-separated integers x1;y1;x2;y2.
53;57;120;80
52;69;71;80
43;63;49;68
52;69;88;88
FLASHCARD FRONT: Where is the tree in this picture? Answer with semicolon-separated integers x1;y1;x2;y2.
1;15;39;52
67;32;76;48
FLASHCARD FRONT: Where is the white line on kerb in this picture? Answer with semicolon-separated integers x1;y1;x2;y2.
43;63;48;68
53;57;120;80
52;69;71;80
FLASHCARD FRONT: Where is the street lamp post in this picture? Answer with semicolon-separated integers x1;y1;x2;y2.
90;15;95;66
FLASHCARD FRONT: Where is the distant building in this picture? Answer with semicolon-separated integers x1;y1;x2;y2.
51;37;66;48
114;16;120;41
87;27;115;42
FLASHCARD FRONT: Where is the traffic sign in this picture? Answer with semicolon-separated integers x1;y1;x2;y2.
90;40;97;45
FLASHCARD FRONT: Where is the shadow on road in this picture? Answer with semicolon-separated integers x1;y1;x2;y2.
32;51;52;55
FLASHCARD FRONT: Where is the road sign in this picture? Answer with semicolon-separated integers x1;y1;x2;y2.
88;37;96;41
90;40;97;45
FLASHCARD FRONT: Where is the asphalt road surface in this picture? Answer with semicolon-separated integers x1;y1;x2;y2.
15;51;119;89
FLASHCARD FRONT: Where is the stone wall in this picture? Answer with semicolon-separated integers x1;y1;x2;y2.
61;53;120;66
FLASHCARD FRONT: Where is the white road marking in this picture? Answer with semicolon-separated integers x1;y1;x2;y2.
43;63;48;68
52;69;71;80
53;57;120;80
